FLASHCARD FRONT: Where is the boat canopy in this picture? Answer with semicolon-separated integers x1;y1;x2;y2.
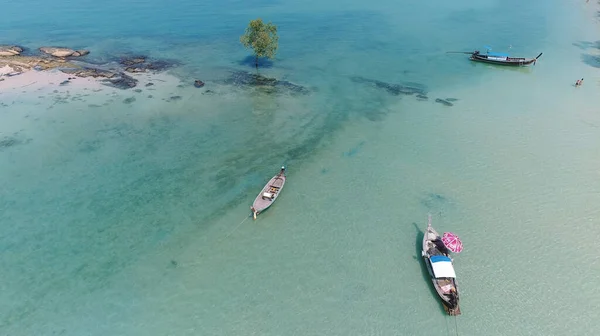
487;51;509;57
430;255;456;278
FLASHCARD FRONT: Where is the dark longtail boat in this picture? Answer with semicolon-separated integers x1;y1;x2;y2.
470;50;542;66
422;215;462;316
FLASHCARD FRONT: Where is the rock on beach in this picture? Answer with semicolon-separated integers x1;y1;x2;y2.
59;67;139;89
0;45;23;56
1;46;176;90
39;47;90;57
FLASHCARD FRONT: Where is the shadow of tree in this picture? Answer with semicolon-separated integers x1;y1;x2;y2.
237;55;274;68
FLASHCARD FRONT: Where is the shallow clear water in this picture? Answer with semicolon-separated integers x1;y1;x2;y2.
2;0;600;335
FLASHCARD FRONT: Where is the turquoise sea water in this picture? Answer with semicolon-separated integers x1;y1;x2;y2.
2;0;600;335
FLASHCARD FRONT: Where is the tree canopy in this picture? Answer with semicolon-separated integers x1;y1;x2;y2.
240;19;279;68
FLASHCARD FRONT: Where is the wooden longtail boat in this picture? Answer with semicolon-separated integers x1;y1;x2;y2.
422;215;461;316
251;166;286;220
470;50;542;66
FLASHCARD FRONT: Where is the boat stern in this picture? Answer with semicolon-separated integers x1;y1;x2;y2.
443;290;461;316
445;304;461;316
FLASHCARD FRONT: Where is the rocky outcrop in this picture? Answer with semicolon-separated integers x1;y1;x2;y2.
222;70;311;95
59;67;116;78
0;45;23;56
1;47;175;89
39;47;90;57
59;67;138;89
350;76;427;96
121;56;146;73
105;72;138;89
0;54;137;89
74;50;90;57
119;55;176;73
350;76;460;108
121;56;146;66
434;98;453;107
0;55;77;73
194;80;205;88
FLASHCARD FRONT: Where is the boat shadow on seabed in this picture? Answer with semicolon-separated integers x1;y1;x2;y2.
469;61;537;74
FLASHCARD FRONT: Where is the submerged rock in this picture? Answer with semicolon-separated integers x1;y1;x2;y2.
194;80;205;88
0;45;23;56
123;97;136;104
416;94;428;100
435;98;453;107
144;60;173;71
60;67;138;89
226;71;276;86
0;136;20;149
120;55;176;73
0;55;79;72
74;50;90;57
60;67;116;79
222;70;310;95
120;56;146;66
350;76;427;96
1;50;173;90
125;67;145;73
39;47;89;58
166;95;182;102
105;72;138;89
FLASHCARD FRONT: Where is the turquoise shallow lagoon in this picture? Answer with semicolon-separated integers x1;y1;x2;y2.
2;0;600;335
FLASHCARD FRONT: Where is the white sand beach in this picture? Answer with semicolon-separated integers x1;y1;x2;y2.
0;65;104;93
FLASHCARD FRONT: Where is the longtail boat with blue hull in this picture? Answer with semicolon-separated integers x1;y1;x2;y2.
470;50;542;66
448;47;543;66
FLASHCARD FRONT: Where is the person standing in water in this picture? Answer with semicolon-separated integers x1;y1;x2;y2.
576;78;584;87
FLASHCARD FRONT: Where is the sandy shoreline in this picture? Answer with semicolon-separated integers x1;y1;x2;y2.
0;65;105;93
0;64;188;99
0;47;186;95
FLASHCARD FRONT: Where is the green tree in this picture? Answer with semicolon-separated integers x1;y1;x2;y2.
240;18;279;69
